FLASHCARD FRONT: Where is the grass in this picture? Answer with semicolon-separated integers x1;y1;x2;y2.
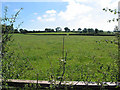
10;34;117;81
26;32;77;34
26;32;114;35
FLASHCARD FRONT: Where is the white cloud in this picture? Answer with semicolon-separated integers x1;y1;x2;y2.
56;0;118;31
38;9;57;22
75;0;87;2
30;0;118;31
37;16;42;20
58;1;93;21
1;0;63;2
94;0;118;9
62;0;118;9
37;14;56;22
43;15;47;18
45;17;56;21
46;10;57;14
50;13;56;16
62;0;88;3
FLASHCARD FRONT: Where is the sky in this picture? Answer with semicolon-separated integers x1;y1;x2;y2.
1;0;120;31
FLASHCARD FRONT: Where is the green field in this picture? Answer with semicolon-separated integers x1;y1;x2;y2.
27;32;77;34
10;34;118;81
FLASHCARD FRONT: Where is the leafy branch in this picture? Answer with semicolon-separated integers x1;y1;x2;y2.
103;8;119;22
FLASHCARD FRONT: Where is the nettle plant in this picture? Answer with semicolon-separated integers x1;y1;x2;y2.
1;6;32;83
46;36;68;89
103;7;120;83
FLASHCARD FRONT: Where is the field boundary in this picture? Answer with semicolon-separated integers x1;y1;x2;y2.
2;79;120;89
25;33;115;36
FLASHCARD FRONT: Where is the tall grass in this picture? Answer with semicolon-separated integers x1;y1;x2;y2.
10;34;117;81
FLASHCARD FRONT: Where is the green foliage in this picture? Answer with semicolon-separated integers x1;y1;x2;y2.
1;6;32;82
103;7;119;22
103;6;120;83
1;6;119;89
64;27;70;32
55;27;62;32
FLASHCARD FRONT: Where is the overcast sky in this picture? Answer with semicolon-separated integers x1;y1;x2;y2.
1;0;119;31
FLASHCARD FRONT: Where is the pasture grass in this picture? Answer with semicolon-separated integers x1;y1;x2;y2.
10;34;117;81
26;32;77;34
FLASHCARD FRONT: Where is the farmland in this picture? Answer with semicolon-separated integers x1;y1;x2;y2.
27;32;77;34
10;34;118;81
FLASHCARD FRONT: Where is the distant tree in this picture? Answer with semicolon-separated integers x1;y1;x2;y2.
55;27;62;32
73;29;75;32
82;28;87;33
107;31;111;34
51;29;54;32
19;29;27;34
45;28;54;32
33;30;36;33
38;30;40;33
64;27;70;32
99;30;104;33
45;28;49;32
114;26;119;32
88;28;94;33
24;29;28;33
95;28;99;34
19;28;24;33
78;28;82;32
14;29;19;33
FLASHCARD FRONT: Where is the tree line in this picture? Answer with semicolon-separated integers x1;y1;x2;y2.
2;25;115;34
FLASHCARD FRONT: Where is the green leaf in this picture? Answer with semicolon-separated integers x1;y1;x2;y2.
110;10;113;13
103;8;105;11
116;19;119;21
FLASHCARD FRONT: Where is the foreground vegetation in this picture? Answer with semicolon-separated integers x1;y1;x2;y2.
2;6;120;89
9;34;118;82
